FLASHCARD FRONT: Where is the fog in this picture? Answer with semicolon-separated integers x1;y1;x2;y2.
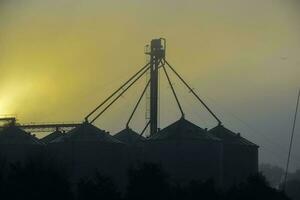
0;0;299;170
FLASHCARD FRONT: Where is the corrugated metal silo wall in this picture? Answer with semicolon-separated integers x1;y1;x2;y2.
222;144;258;187
122;144;143;170
47;141;129;188
143;140;223;186
0;144;45;163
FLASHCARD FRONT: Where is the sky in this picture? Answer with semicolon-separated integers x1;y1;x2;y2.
0;0;300;170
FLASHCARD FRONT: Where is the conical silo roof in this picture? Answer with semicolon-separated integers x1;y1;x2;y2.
0;125;43;145
209;125;258;146
41;130;65;144
149;118;220;141
50;122;123;144
114;128;146;144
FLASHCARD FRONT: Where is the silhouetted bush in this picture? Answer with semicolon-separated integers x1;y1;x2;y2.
187;179;220;200
2;157;72;200
288;169;300;181
77;172;121;200
171;179;221;200
125;163;170;200
284;179;300;200
0;158;293;200
0;157;6;196
226;173;290;200
260;163;285;188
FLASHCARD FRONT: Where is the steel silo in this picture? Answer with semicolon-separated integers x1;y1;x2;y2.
209;125;258;187
145;118;223;185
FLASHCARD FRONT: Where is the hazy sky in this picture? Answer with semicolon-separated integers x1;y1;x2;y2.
0;0;300;170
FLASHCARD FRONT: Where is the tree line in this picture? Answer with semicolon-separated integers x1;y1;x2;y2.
0;158;292;200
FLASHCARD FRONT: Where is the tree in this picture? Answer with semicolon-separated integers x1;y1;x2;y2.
125;163;170;200
260;163;284;188
2;157;73;200
284;179;300;200
170;179;221;200
226;173;290;200
77;172;121;200
0;157;6;196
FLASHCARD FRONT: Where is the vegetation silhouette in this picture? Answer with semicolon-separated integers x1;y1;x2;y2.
0;156;72;200
226;173;290;200
260;163;285;188
171;179;221;200
125;163;170;200
0;158;5;197
77;172;121;200
260;163;300;199
284;179;300;200
0;158;293;200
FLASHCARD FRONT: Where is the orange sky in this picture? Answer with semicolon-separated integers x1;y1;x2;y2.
0;0;300;169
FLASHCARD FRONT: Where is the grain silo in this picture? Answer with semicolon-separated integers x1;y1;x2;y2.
114;128;145;145
114;128;146;168
40;129;65;144
209;125;258;187
0;125;44;163
48;122;127;184
79;38;226;186
145;118;223;185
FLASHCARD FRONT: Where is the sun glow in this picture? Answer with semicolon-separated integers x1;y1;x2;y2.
0;96;14;116
0;79;36;117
